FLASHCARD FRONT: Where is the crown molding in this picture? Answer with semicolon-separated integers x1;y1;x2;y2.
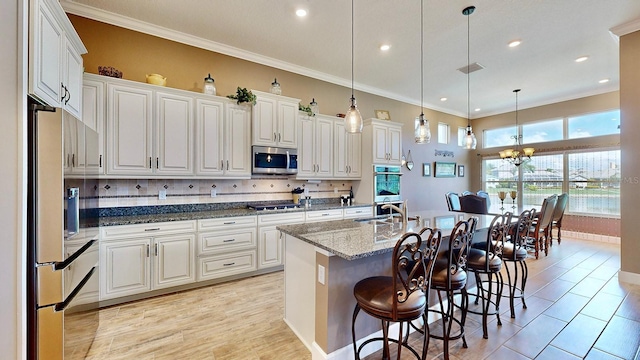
60;1;433;114
610;18;640;38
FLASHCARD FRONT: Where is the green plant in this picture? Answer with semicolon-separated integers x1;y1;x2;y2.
299;103;313;116
227;87;257;105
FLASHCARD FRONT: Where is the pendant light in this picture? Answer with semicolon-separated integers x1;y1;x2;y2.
345;0;363;133
463;6;477;150
415;0;431;144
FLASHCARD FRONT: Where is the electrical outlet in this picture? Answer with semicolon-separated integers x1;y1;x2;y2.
210;189;217;197
334;187;338;193
159;189;167;200
317;264;325;285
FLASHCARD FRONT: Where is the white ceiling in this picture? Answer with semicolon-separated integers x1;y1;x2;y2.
61;0;640;118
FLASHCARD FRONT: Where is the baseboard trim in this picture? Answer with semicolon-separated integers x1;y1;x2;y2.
618;270;640;285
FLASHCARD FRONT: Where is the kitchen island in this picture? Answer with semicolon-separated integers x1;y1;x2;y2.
277;211;498;360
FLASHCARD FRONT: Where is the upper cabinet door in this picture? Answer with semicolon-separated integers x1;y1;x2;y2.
252;97;278;147
106;83;153;175
372;125;389;163
387;126;402;164
82;76;105;174
347;132;362;178
333;121;348;178
195;98;225;176
155;91;194;176
62;38;83;119
29;0;63;108
278;101;298;148
315;116;334;177
225;103;251;177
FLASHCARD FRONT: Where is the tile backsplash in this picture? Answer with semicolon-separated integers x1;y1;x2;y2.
84;178;354;208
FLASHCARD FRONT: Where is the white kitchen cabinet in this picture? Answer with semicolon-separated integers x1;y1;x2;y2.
82;75;105;175
155;91;194;176
251;90;300;148
297;114;334;179
106;82;154;175
257;212;305;269
195;98;251;178
343;207;374;219
366;119;403;165
334;120;362;179
63;113;102;177
100;221;197;300
29;0;86;118
305;209;344;223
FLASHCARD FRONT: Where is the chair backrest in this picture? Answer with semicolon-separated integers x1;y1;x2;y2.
537;194;558;230
476;190;491;208
552;193;568;222
392;229;442;320
477;212;512;270
443;217;477;289
460;194;489;214
446;192;461;211
508;209;536;260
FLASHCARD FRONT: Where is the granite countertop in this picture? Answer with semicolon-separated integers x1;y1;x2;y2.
93;202;372;227
277;210;501;261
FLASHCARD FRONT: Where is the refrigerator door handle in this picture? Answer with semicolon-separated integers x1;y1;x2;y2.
52;266;96;312
53;239;96;271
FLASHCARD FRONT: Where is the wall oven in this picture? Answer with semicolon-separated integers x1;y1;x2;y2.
252;146;298;175
373;165;402;203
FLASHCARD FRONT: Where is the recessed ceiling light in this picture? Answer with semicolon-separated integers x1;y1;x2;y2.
440;97;447;102
575;56;589;63
475;108;481;112
380;44;391;51
508;40;521;48
295;9;307;17
599;78;610;84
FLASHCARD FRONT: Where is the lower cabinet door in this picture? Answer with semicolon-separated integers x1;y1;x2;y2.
100;238;151;300
258;225;282;269
197;250;256;281
154;233;196;289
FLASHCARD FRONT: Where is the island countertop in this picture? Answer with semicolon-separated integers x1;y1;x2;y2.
277;210;501;260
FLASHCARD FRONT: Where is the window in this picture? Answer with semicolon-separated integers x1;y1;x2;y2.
521;154;563;210
457;127;467;147
567;150;620;215
568;110;620;139
483;126;516;148
437;123;449;144
522;119;563;144
484;159;517;213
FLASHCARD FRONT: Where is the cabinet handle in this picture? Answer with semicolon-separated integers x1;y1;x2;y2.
321;213;330;216
274;132;277;141
71;153;75;167
61;83;65;101
221;160;224;169
99;154;102;168
223;221;236;225
226;160;229;171
146;244;150;257
156;157;159;169
223;262;235;267
149;157;152;168
144;228;161;231
155;243;158;256
222;239;235;243
278;133;281;142
65;87;70;105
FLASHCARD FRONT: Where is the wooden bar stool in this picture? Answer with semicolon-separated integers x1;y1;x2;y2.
351;228;442;360
428;218;476;360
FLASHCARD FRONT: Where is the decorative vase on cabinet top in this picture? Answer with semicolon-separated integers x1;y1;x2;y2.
146;74;167;86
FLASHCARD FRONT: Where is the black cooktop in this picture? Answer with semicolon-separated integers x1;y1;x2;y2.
247;202;301;211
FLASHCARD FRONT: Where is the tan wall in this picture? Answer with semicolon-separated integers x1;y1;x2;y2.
620;30;640;276
68;15;473;212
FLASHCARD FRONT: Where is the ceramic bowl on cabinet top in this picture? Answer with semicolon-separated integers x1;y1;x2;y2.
146;73;166;86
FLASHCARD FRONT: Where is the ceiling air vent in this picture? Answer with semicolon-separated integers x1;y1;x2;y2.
458;62;484;74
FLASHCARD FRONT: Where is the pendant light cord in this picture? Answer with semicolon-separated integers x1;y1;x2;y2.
420;0;424;116
467;8;470;127
351;0;355;99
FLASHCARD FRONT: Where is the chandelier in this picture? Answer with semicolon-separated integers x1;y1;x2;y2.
499;89;535;166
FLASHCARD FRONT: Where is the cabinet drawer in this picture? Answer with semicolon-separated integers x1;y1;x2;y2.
305;209;344;222
100;220;197;240
343;207;374;219
258;212;305;226
197;251;256;281
198;228;256;255
198;215;257;231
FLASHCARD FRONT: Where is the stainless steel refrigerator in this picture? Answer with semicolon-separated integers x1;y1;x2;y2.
27;98;99;360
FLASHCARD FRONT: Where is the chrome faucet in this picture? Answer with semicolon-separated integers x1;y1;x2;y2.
381;200;408;227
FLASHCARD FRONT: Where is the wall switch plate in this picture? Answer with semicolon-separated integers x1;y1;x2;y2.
317;264;325;285
159;189;167;200
334;187;338;193
210;189;217;197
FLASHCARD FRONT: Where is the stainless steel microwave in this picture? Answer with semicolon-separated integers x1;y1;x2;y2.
252;146;298;175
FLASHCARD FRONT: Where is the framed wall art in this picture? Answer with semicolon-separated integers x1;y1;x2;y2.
434;161;456;178
458;165;465;177
423;163;431;177
375;110;391;120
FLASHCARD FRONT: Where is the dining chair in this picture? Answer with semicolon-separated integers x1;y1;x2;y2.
501;209;536;318
461;190;473;196
428;217;476;360
445;192;461;212
476;190;491;209
550;193;568;245
352;228;442;360
459;194;489;214
527;195;557;259
466;212;511;339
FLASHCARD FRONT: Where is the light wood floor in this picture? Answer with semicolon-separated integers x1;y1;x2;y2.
67;237;640;360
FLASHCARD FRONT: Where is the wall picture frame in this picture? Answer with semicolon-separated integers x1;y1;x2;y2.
423;163;431;177
375;110;391;120
434;161;456;178
458;165;465;177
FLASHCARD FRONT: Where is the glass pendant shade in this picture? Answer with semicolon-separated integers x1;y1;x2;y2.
345;96;363;133
414;114;431;143
464;126;477;149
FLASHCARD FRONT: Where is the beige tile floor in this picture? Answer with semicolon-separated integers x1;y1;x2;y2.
66;237;640;360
